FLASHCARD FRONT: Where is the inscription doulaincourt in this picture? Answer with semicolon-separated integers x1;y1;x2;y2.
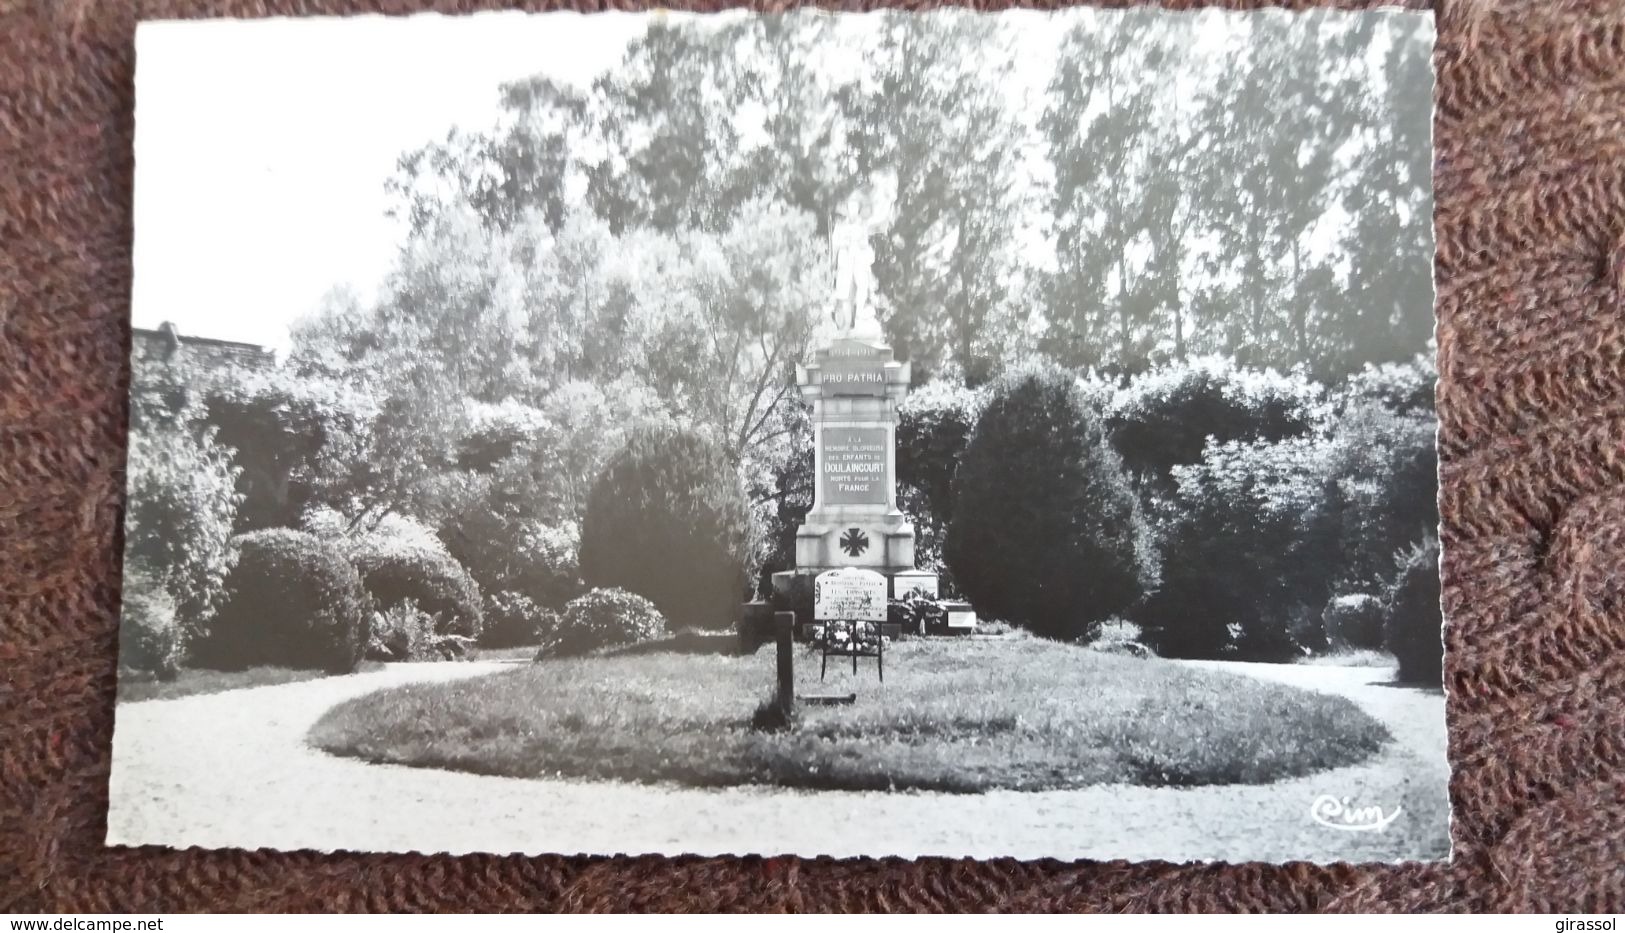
821;426;889;506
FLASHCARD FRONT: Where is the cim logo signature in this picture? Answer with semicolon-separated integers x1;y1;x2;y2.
1310;795;1402;832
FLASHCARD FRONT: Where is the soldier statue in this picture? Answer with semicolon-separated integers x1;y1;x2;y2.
828;194;884;340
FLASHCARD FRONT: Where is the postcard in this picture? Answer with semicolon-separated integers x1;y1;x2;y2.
112;7;1444;862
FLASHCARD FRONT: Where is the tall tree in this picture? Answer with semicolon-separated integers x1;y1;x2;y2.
1042;9;1208;374
387;78;587;237
1335;15;1435;375
856;12;1028;380
583;21;750;234
1203;12;1390;375
638;199;827;462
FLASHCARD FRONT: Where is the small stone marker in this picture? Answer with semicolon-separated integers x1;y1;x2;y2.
814;567;888;622
944;600;977;633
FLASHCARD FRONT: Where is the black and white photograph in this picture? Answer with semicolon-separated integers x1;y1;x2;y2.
111;7;1444;862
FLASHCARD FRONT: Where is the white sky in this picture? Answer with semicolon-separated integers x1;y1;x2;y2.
132;12;650;351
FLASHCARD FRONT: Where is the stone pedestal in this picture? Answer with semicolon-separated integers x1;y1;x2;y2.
795;335;914;572
771;332;917;624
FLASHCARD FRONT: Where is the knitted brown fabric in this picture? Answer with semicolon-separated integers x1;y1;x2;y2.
2;0;1622;913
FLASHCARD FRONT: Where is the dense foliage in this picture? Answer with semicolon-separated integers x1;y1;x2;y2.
1042;11;1431;378
1105;359;1321;495
1323;593;1385;651
540;587;668;658
945;365;1156;641
194;529;372;673
896;381;984;584
1138;437;1337;661
433;390;657;605
1385;538;1444;684
580;425;755;630
118;570;182;680
348;521;485;640
200;369;376;531
1341;353;1437;417
482;591;562;649
122;422;242;643
1319;398;1439;594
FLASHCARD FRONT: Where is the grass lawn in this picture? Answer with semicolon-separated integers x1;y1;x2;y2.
118;665;338;703
309;635;1391;792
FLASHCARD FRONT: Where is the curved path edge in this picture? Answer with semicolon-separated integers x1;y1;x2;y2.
107;657;1450;862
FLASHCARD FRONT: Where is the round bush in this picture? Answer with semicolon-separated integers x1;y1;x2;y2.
579;424;753;630
350;533;483;640
119;571;181;681
539;587;667;658
482;591;563;649
195;529;372;674
944;365;1157;641
1323;593;1385;650
1385;538;1443;684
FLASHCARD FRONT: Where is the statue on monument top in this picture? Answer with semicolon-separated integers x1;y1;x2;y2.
829;192;884;343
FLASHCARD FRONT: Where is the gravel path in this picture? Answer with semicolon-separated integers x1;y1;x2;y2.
107;657;1449;862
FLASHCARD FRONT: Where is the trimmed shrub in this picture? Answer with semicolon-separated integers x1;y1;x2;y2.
195;529;372;673
118;571;181;680
482;591;562;649
1138;436;1338;661
350;527;483;640
122;422;241;645
579;424;754;630
944;364;1157;642
538;587;667;659
367;599;440;662
1106;358;1322;497
1324;593;1385;650
1385;538;1443;684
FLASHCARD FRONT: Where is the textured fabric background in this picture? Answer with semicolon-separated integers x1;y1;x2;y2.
2;0;1623;913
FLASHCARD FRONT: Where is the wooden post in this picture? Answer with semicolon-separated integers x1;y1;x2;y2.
775;611;796;712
